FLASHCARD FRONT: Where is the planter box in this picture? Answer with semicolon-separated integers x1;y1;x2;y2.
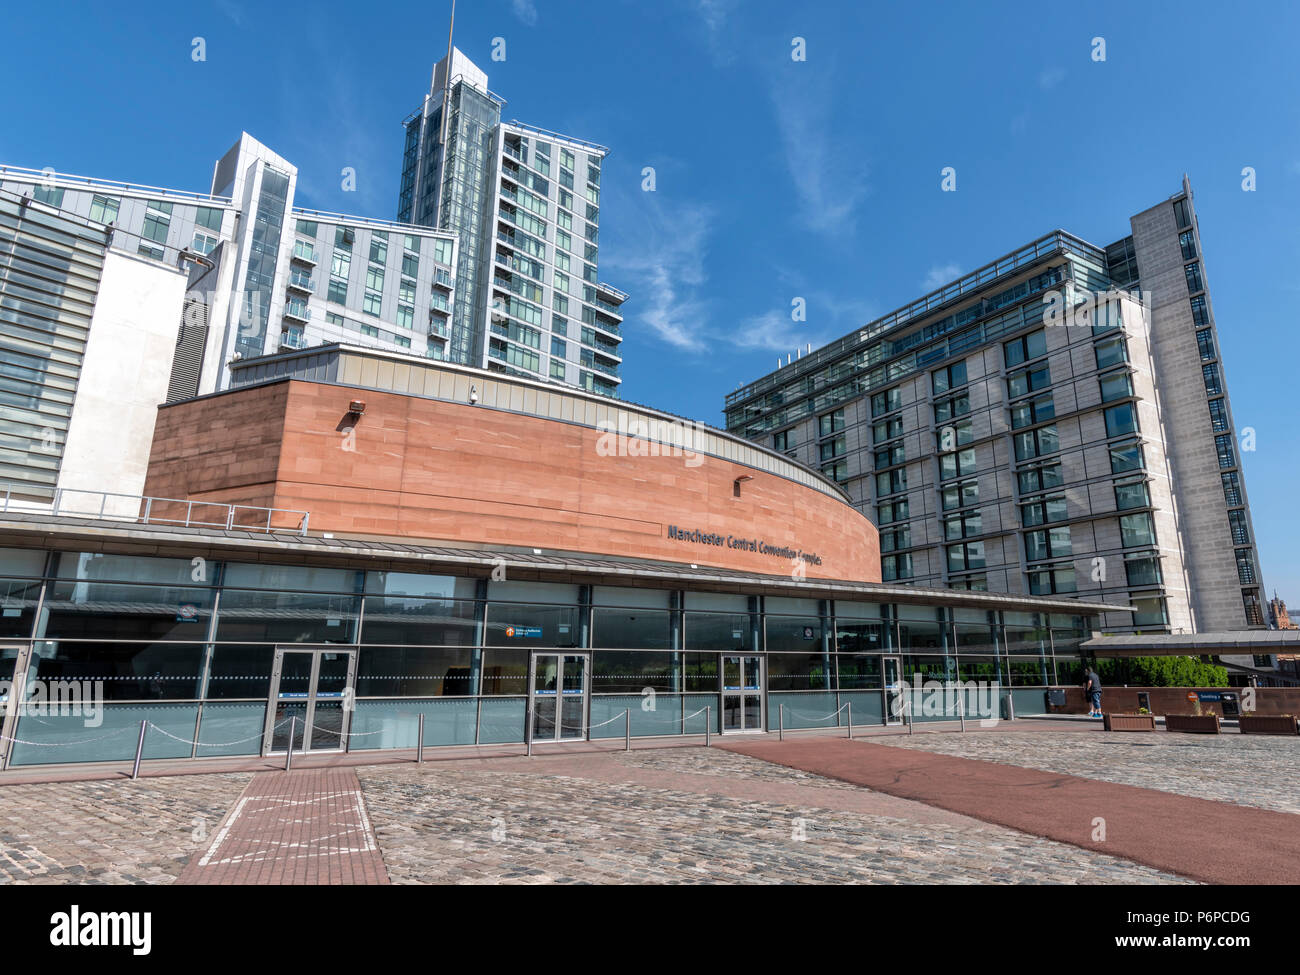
1164;713;1221;734
1239;714;1300;736
1104;713;1156;732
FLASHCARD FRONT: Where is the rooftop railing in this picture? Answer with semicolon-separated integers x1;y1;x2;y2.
0;487;311;536
0;164;233;207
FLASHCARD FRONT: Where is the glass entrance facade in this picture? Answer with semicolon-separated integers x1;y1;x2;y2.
0;546;1096;767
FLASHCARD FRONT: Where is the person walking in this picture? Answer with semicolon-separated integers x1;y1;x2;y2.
1083;666;1103;717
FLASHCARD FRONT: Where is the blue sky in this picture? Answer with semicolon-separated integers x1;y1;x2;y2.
4;0;1298;601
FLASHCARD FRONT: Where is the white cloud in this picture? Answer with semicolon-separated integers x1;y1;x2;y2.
511;0;538;26
922;263;963;291
730;309;831;354
770;68;868;235
603;198;713;352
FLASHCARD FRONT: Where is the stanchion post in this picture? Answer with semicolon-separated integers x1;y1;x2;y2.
847;702;853;740
131;720;147;780
417;713;425;764
705;706;711;747
959;692;966;733
1007;689;1015;722
286;716;296;771
906;697;913;736
624;709;631;752
779;703;784;741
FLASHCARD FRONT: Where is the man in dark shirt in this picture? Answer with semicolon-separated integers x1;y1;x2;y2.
1084;667;1103;717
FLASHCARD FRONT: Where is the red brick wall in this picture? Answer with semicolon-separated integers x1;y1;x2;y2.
1046;685;1300;716
144;381;882;581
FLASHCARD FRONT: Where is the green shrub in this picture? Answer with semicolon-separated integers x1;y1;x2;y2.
1096;656;1228;687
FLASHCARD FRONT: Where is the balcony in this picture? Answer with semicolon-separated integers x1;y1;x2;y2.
433;268;453;290
503;143;522;161
283;301;311;324
595;281;628;305
280;327;307;349
287;270;315;294
290;243;318;266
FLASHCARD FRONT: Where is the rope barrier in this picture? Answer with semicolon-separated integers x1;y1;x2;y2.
0;726;138;747
143;718;292;749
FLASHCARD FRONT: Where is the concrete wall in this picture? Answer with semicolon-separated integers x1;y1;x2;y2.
58;250;187;514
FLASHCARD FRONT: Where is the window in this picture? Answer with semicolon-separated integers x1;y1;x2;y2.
873;442;904;468
396;305;413;329
1243;590;1264;626
818;409;845;437
360;324;379;338
32;185;64;207
1004;330;1047;367
550;336;566;358
1179;230;1197;260
89;195;119;224
935;419;973;451
550;359;566;381
1114;478;1149;511
393;335;411;349
821;435;847;462
1007;366;1050;398
1109;441;1144;474
1094;336;1127;370
880;526;910;553
1202;363;1222;395
1120;512;1156;548
325;312;344;327
1194;329;1216;362
1014;425;1058;460
939;447;977;481
142;200;173;243
553;271;569;293
1221;471;1242;506
1124;555;1162;587
871;388;901;416
1232;551;1253;587
1025;526;1072;561
1099;372;1132;403
931;361;967;395
1173;198;1191;229
876;469;906;496
878;498;909;524
882;553;913;582
1131;596;1168;627
1018;462;1063;494
941;479;979;511
773;430;795;453
192;231;219;255
1104;403;1138;438
946;541;986;573
294;239;318;262
329;249;351;304
933;391;970;424
944;510;982;540
553;294;569;314
1028;565;1076;595
552;314;569;336
1207;398;1229;433
1190;295;1209;327
556;229;572;253
821;460;848;483
1184;262;1204;294
1228;510;1250;545
949;575;988;592
872;417;903;443
1020;496;1067;527
1215;434;1235;469
1010;393;1054;430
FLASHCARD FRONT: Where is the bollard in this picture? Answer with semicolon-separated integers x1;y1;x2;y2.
285;716;296;771
1007;691;1016;722
131;720;147;780
705;706;711;747
625;708;631;752
847;702;853;740
779;703;784;742
959;693;966;733
417;713;425;764
906;698;913;736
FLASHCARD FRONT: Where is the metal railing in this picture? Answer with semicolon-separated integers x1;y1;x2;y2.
0;487;311;536
0;164;234;206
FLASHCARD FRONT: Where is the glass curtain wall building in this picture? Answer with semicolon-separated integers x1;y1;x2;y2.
725;181;1265;638
0;536;1095;768
397;48;626;396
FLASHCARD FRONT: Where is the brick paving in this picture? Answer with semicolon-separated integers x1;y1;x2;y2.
358;749;1187;884
178;768;389;884
0;774;250;884
720;737;1300;885
875;729;1300;814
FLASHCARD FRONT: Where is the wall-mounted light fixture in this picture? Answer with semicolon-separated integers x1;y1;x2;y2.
347;400;366;417
733;474;754;498
469;384;479;405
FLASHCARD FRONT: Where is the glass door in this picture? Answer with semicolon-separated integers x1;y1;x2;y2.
264;647;358;755
529;653;588;742
0;644;30;770
883;655;904;725
721;655;763;732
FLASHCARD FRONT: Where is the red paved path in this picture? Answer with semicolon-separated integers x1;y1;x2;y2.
718;737;1300;885
178;768;389;884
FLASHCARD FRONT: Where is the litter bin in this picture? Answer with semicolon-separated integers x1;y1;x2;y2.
1137;691;1151;712
1220;692;1239;718
1046;689;1067;711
